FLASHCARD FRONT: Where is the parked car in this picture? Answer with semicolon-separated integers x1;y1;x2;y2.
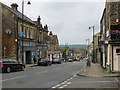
52;58;62;64
68;59;73;62
0;59;26;73
83;58;88;60
73;58;78;61
37;58;52;66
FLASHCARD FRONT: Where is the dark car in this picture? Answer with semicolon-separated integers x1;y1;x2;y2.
37;58;52;66
0;59;26;73
73;58;78;61
52;58;61;64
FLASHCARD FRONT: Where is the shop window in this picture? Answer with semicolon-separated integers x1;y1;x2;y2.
116;49;120;53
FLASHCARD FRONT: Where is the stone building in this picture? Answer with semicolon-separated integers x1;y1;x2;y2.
0;2;49;64
94;32;101;63
47;31;60;61
34;16;49;59
100;0;120;72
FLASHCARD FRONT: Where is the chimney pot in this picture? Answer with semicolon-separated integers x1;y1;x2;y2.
11;3;18;11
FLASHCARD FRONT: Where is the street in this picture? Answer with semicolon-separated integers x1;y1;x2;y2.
2;61;85;88
1;60;119;89
1;1;120;90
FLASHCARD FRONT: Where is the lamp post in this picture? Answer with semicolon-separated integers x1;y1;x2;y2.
86;39;90;59
21;0;31;64
89;26;95;63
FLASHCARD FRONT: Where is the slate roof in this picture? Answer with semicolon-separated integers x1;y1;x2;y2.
0;2;36;25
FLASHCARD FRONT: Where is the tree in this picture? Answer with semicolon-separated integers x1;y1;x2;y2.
61;48;67;59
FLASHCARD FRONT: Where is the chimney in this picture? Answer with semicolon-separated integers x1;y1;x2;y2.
11;3;18;11
49;31;53;36
37;16;41;22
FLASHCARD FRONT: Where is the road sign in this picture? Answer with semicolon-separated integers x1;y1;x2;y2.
18;32;23;37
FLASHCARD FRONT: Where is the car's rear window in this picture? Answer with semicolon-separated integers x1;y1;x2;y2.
3;59;9;63
3;59;18;63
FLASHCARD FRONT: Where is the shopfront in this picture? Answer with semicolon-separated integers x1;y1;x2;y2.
109;41;120;72
19;40;36;64
37;45;48;58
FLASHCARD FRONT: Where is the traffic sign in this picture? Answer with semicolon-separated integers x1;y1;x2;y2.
18;32;23;37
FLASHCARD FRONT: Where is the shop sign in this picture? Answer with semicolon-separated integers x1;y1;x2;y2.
20;41;36;46
109;41;120;44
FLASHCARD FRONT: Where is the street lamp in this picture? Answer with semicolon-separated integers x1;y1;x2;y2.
86;39;90;59
89;26;95;63
21;0;31;64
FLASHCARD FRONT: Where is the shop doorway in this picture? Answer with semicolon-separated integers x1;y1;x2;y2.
26;51;32;64
113;46;120;72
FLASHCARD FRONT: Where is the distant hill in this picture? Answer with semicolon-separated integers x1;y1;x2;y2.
59;44;87;49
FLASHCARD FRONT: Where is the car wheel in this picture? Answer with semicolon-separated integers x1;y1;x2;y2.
21;66;26;71
6;67;11;73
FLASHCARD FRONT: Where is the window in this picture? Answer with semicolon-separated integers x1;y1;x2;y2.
20;24;22;32
23;26;26;38
110;25;120;39
3;59;9;63
30;28;33;39
116;49;120;53
12;59;18;63
26;27;29;38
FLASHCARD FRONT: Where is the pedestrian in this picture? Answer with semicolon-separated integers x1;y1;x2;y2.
33;56;37;64
38;58;41;62
87;59;91;67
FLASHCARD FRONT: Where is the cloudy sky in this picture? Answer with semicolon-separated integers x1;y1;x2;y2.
1;0;106;45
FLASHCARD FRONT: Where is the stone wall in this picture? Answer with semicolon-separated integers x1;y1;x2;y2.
0;4;2;58
2;6;16;59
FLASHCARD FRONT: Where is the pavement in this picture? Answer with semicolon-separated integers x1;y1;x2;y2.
76;62;119;77
50;61;120;89
25;63;37;67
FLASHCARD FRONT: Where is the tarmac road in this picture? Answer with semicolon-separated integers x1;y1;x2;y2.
2;60;86;88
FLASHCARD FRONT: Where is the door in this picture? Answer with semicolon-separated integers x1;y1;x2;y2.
113;46;120;71
26;51;31;64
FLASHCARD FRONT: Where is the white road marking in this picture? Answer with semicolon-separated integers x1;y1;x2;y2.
63;84;67;87
59;86;64;89
51;62;85;89
61;82;66;84
67;82;71;85
56;84;61;87
1;75;26;82
51;86;57;88
67;77;74;81
63;81;67;83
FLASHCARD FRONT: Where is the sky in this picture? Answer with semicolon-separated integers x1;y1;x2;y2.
0;0;106;45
